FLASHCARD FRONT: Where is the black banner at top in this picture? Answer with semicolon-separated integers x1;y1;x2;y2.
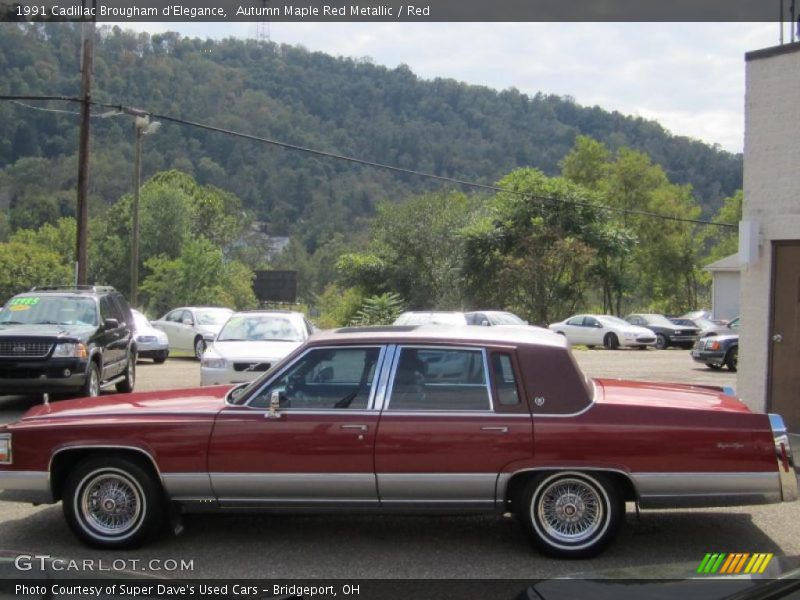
0;0;794;22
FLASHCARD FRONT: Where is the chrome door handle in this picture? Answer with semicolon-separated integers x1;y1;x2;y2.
772;334;783;343
340;424;368;431
481;426;508;433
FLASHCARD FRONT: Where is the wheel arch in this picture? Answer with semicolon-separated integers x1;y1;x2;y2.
49;446;163;502
502;467;637;511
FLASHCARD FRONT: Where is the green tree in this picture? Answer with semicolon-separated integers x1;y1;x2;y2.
0;241;72;303
140;237;256;316
462;169;610;325
351;292;405;326
336;191;475;308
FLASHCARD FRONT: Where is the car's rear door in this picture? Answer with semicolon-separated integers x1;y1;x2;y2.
373;344;533;509
207;345;387;507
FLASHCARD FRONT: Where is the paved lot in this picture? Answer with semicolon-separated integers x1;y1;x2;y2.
1;349;797;580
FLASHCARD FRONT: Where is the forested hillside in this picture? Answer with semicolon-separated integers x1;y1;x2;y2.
0;22;741;248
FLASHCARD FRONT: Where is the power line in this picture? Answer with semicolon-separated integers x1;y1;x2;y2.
0;94;738;229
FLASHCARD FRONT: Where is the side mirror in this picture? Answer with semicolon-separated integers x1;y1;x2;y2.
182;318;193;325
266;390;282;419
594;322;603;328
480;319;490;327
103;318;119;330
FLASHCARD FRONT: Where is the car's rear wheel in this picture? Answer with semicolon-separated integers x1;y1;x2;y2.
115;352;136;393
725;347;738;372
655;334;668;350
62;456;164;549
603;333;619;350
518;471;623;558
194;336;205;360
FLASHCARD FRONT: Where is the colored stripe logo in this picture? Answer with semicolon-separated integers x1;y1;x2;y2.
697;553;773;574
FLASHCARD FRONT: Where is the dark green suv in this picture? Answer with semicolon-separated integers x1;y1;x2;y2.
0;286;137;398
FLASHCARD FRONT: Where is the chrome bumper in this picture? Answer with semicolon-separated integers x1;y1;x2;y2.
769;413;798;502
0;470;53;504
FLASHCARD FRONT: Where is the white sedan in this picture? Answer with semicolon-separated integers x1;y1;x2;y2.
151;306;234;359
548;314;656;349
200;311;314;386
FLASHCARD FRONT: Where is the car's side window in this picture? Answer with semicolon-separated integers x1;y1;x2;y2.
181;310;193;325
584;317;599;328
165;310;181;323
566;317;583;326
490;352;520;406
387;347;490;411
249;347;381;410
99;296;122;325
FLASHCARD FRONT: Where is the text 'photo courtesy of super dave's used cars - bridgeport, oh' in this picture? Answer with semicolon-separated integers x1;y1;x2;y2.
0;325;796;558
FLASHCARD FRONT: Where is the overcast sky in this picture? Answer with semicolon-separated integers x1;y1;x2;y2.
126;22;786;153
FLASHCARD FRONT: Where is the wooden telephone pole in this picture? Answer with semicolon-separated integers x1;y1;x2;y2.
75;6;95;285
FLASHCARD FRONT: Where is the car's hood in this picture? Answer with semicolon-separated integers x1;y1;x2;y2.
0;323;96;342
135;324;167;339
18;386;231;421
595;378;750;412
620;324;655;335
209;340;302;360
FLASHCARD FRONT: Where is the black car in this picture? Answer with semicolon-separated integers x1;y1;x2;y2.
624;313;700;349
0;286;137;398
691;334;738;372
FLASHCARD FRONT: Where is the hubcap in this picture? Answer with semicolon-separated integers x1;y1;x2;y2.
537;477;604;544
89;370;99;396
80;472;143;536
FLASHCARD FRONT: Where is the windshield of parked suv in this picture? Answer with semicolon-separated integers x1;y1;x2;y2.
195;308;233;326
0;296;98;326
640;314;675;327
218;315;304;342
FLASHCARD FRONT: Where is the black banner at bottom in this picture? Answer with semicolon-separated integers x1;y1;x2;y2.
2;578;800;600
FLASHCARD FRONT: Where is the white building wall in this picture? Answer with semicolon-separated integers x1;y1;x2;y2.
740;43;800;412
711;272;739;322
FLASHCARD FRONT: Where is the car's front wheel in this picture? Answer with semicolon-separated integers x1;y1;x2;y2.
62;456;164;549
81;362;101;398
115;352;136;393
725;347;738;372
603;333;619;350
655;334;668;350
194;336;206;360
518;471;623;558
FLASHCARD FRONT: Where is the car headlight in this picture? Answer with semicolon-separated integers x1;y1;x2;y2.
52;343;88;358
0;434;11;464
202;356;227;369
622;331;637;338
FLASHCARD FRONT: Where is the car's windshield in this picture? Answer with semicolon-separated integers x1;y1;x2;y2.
195;308;233;325
693;318;716;329
395;313;467;326
132;311;151;330
489;312;525;325
0;296;97;326
598;315;629;326
218;315;304;342
641;314;675;327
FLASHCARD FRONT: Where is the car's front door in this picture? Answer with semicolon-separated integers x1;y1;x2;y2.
208;345;386;507
373;345;533;508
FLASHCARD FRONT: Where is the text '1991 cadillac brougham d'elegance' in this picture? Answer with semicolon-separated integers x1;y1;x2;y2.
0;326;796;557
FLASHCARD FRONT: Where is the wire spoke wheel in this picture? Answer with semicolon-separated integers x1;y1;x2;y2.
537;478;603;543
521;471;622;557
79;470;144;537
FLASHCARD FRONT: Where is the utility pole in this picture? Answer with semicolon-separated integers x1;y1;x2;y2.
130;116;160;307
75;5;95;285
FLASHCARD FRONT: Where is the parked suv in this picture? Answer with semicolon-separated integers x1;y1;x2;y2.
0;286;137;398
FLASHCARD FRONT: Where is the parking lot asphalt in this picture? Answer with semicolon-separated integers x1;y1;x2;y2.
1;348;796;580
